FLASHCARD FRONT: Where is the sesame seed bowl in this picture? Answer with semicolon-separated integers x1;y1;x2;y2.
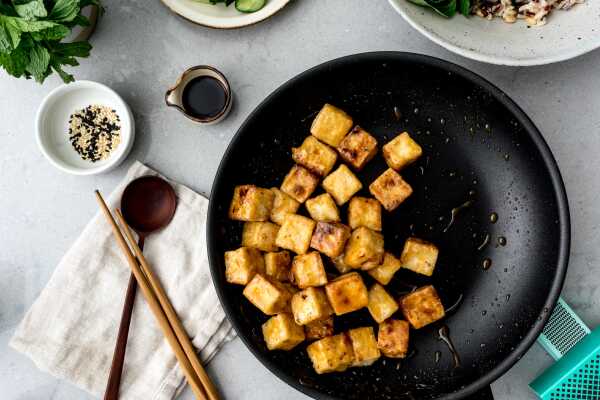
36;80;135;175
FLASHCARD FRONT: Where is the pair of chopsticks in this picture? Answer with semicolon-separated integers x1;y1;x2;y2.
95;191;219;400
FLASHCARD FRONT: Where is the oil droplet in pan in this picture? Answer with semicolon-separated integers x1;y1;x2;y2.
477;233;490;251
498;236;507;246
482;258;492;270
438;325;461;369
490;212;498;223
443;200;473;233
434;351;442;364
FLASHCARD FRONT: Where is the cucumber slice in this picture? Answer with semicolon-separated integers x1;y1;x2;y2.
235;0;266;13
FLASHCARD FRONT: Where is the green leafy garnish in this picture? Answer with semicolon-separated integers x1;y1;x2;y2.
407;0;470;18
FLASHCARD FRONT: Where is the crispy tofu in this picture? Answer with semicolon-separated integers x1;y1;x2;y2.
348;326;381;367
400;237;439;277
224;247;265;285
275;214;316;254
325;272;369;315
262;313;305;351
343;227;385;270
337;126;378;171
243;274;292;315
368;252;402;285
369;168;413;212
292;136;337;177
304;317;334;341
291;251;328;288
331;253;353;274
399;285;445;329
242;221;279;252
291;287;333;325
310;222;351;258
368;284;399;323
348;196;382;231
306;333;355;374
280;164;320;203
310;104;354;147
305;193;340;222
229;185;275;222
322;164;363;206
264;251;291;282
382;132;422;171
270;188;300;225
377;319;410;358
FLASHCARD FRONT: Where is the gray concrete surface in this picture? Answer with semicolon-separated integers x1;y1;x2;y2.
1;1;599;399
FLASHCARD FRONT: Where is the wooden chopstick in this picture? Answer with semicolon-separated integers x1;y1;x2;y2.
114;209;220;400
95;191;208;400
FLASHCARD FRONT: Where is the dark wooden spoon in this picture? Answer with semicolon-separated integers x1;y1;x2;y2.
103;176;177;400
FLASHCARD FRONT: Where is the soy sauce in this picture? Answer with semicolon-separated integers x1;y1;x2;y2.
182;76;227;119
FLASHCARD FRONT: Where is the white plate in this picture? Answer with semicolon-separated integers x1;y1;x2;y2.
388;0;600;66
160;0;291;29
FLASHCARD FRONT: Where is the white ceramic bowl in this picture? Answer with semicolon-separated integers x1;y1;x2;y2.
36;81;135;175
388;0;600;66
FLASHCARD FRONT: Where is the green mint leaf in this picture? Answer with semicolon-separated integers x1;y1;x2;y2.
458;0;470;15
0;45;28;77
407;0;457;17
14;0;48;20
30;25;70;40
48;0;80;22
50;58;74;83
25;40;50;82
50;41;92;58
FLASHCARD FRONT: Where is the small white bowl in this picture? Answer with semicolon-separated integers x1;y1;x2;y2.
36;80;135;175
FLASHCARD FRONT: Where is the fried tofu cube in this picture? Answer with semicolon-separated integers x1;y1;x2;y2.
400;237;439;277
262;313;305;351
229;185;275;222
399;285;445;329
337;126;378;171
331;253;353;274
306;333;355;374
377;319;410;358
368;252;402;285
292;136;338;177
304;317;334;341
325;272;369;315
280;164;320;203
369;168;413;212
291;287;333;325
343;227;385;270
291;251;328;288
348;327;381;367
348;197;382;231
242;222;279;252
270;188;300;225
243;274;292;315
224;247;265;285
322;165;363;206
310;222;351;258
310;104;354;147
275;214;316;254
305;193;340;222
368;284;399;323
264;251;291;282
382;132;423;171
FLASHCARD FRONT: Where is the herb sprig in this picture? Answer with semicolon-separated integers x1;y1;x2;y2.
407;0;470;18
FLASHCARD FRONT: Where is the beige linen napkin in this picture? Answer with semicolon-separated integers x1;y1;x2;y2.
10;161;235;400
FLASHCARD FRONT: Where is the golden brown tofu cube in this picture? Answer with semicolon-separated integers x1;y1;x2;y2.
382;132;423;171
264;251;291;282
306;333;355;374
348;326;381;367
242;222;279;252
229;185;275;222
275;214;316;254
368;284;399;323
325;272;369;315
310;104;354;147
304;317;334;341
310;222;351;258
305;193;340;222
224;247;265;285
291;251;328;288
343;227;385;270
377;319;410;358
331;253;353;274
400;237;439;277
399;285;445;329
348;197;382;231
368;252;402;285
243;274;292;315
291;287;333;325
337;126;378;171
280;165;320;203
369;168;413;212
270;188;300;225
292;136;338;177
262;313;305;351
322;165;363;206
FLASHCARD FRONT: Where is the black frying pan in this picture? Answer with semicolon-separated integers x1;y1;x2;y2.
207;52;570;400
